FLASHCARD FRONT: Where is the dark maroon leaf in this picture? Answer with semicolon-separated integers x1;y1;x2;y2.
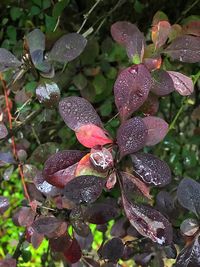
36;82;60;108
139;93;159;116
155;191;175;217
101;238;124;262
84;199;119;224
59;96;102;131
74;230;93;250
151;69;174;96
131;152;171;187
33;171;61;197
0;196;9;214
49;234;72;252
165;35;200;63
0;123;8;139
180;218;199;237
175;234;200;267
152;20;171;49
49;33;87;63
0;152;16;166
12;207;35;227
26;226;44;249
0;48;21;71
26;182;45;202
142;116;169;146
121;245;134;261
167;71;194;96
63;238;82;264
64;175;104;204
164;243;177;259
106;172;117;190
111;218;128;238
43;150;85;188
114;64;152;120
70;207;90;237
116;117;147;158
177;178;200;216
134;253;154;266
32;216;67;238
0;259;16;267
122;195;173;245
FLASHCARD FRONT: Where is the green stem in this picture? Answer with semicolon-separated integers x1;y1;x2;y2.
168;99;186;131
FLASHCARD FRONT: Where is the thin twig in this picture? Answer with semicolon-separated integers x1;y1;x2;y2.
176;0;200;23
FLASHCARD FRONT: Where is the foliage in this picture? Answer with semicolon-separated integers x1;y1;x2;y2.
0;1;200;266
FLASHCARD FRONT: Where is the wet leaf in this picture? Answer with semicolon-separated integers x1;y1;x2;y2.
139;93;159;115
84;199;119;224
59;96;102;131
175;234;200;267
49;33;87;63
106;172;117;190
180;218;199;237
90;147;113;172
0;196;9;214
49;234;72;252
167;71;194;96
151;69;174;96
36;82;60;108
177;177;200;216
122;195;173;245
63;238;82;264
114;64;152;120
101;238;124;262
165;35;200;63
26;226;44;249
0;48;21;71
116;117;147;158
131;153;171;187
0;123;8;139
152;21;171;48
63;175;104;204
142;116;169;146
13;207;35;227
75;124;112;148
182;21;200;36
43;150;85;188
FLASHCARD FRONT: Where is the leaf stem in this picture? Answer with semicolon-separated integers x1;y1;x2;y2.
168;98;187;131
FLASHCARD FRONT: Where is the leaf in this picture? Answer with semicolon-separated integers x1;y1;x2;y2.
122;195;173;245
0;259;16;267
13;207;35;227
90;147;113;172
167;71;194;96
177;177;200;216
180;218;199;237
0;48;21;72
63;175;104;204
75;124;112;148
143;55;162;71
49;234;72;252
164;35;200;63
32;216;67;238
0;123;8;139
168;24;182;42
175;234;200;267
142;116;169;146
26;29;46;67
49;33;87;63
139;93;159;116
131;153;171;187
0;196;9;214
182;21;200;37
116;117;147;158
36;81;60;108
52;0;69;18
101;238;124;262
106;172;117;190
43;150;86;188
63;238;82;264
114;64;152;120
26;226;44;249
151;69;175;96
0;152;16;166
152;11;169;25
121;171;151;200
84;199;119;224
152;21;171;49
59;96;102;131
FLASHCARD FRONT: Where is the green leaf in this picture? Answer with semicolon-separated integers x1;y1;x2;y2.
45;14;57;32
100;101;112;117
52;0;69;18
32;0;42;7
30;5;41;16
10;7;23;21
6;26;16;42
93;74;107;95
43;0;51;10
132;54;141;64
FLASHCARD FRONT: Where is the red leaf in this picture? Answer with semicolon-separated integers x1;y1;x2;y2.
167;71;194;96
183;21;200;37
63;238;82;264
142;116;169;146
75;124;112;148
152;21;171;49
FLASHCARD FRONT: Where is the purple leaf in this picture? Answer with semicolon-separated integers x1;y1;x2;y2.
152;20;171;49
36;82;60;108
49;33;87;63
0;48;21;72
116;117;147;158
12;207;35;227
0;196;9;214
0;123;8;139
63;238;82;264
151;69;175;96
0;259;16;267
64;175;104;204
167;71;194;96
101;237;124;262
175;234;200;267
49;234;72;252
164;35;200;63
139;93;159;116
59;96;102;131
142;116;169;146
180;218;199;237
131;153;171;187
43;150;86;188
177;178;200;216
122;195;173;245
0;152;16;166
114;64;152;120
